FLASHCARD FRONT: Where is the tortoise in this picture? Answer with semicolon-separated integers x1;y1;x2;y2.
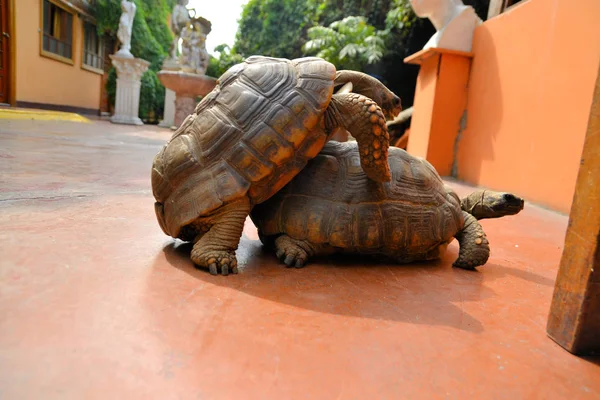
151;56;402;275
250;141;525;269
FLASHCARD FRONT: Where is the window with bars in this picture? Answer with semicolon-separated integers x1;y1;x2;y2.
42;0;74;61
83;20;104;71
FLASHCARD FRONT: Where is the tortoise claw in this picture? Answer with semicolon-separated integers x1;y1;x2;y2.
284;255;295;267
208;263;218;275
274;235;311;269
192;251;238;276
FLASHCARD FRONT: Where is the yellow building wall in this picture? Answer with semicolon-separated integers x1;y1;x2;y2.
15;0;102;111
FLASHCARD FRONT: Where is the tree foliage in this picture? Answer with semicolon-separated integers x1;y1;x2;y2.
155;0;492;115
304;16;385;71
233;0;316;59
313;0;393;29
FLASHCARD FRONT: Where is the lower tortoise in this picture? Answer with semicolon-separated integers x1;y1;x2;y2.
251;141;525;268
152;56;402;275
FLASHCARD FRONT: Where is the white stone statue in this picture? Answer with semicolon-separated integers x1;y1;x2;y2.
179;17;211;75
116;0;137;58
410;0;482;52
169;0;193;61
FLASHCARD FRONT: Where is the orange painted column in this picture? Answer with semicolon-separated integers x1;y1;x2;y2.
405;48;473;176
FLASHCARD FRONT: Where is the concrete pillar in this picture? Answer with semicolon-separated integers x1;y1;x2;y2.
404;48;474;176
159;89;176;128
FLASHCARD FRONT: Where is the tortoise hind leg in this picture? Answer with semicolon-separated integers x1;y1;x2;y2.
453;211;491;269
325;93;391;182
190;198;251;276
273;235;334;268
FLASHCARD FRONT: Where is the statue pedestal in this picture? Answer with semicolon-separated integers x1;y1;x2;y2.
159;89;176;129
110;55;150;126
404;48;473;176
157;70;217;128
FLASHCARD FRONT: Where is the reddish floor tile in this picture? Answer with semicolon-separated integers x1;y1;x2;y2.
0;119;598;399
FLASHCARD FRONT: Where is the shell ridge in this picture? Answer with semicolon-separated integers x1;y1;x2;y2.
295;86;331;113
217;80;270;129
194;108;244;164
241;62;295;99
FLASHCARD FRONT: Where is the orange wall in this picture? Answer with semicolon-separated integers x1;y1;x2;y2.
14;0;102;111
455;0;600;213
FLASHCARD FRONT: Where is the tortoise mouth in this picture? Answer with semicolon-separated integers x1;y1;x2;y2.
383;102;402;120
491;193;525;215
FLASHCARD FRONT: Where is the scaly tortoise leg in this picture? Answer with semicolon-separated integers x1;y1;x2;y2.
453;211;490;269
190;198;251;276
325;93;392;183
273;235;334;268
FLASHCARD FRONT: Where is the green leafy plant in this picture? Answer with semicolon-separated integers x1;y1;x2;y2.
385;0;417;34
303;16;386;71
311;0;393;29
206;44;245;78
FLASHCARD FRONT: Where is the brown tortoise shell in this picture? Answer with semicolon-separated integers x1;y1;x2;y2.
250;141;466;261
152;56;337;239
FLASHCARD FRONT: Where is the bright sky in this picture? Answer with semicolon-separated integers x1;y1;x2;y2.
188;0;249;55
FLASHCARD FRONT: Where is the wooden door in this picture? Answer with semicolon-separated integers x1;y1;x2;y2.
0;0;9;104
546;61;600;356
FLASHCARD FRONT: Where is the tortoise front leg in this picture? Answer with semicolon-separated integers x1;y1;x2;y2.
190;198;251;276
325;93;391;182
453;211;491;269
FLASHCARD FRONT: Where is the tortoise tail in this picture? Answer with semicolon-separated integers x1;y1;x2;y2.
453;211;490;269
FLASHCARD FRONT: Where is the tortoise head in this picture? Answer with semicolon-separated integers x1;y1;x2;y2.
463;191;525;220
335;70;402;120
484;192;525;217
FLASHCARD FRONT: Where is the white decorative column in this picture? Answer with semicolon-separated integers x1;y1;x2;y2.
159;88;176;128
110;55;150;126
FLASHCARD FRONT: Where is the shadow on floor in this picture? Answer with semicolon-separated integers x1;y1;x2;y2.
485;265;556;287
582;356;600;367
153;235;503;333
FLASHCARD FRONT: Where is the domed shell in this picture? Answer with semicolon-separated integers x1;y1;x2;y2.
152;56;336;238
252;141;464;255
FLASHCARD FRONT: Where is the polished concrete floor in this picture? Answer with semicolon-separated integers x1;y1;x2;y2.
0;118;598;399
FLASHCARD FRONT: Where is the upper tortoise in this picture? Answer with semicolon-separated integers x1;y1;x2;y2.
151;56;402;275
251;141;525;269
